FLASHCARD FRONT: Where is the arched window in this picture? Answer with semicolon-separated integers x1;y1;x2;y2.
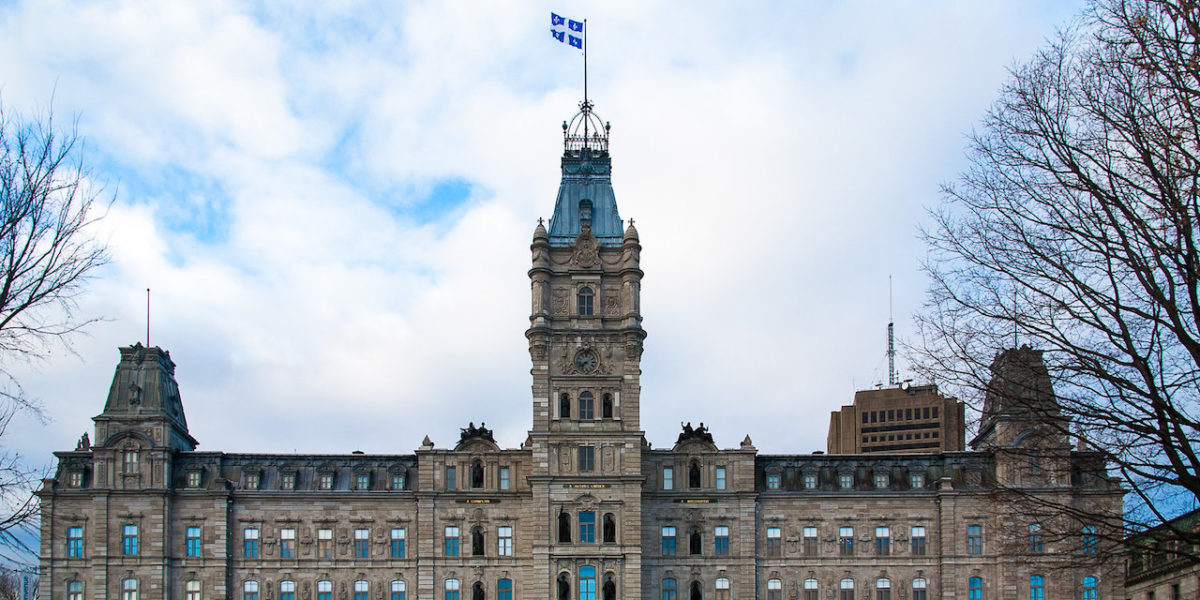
1082;577;1097;600
602;394;613;419
689;529;702;555
803;579;818;600
186;581;201;600
471;581;485;600
689;461;701;488
560;393;571;419
445;579;460;600
472;526;485;556
968;576;982;600
391;581;406;600
662;578;677;600
603;513;616;544
68;582;85;600
579;391;595;420
1029;576;1044;600
558;512;572;543
875;579;890;600
839;579;855;600
714;578;729;600
912;578;927;600
317;581;332;600
354;581;368;600
471;461;484;488
689;581;702;600
602;573;615;600
122;579;138;600
244;581;259;600
579;567;596;600
767;579;782;600
496;579;512;600
557;573;571;600
578;287;594;316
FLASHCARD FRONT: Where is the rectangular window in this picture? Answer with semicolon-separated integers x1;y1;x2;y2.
319;473;334;490
123;451;138;473
714;525;730;555
245;582;259;600
123;579;138;600
391;528;406;558
355;528;370;558
281;473;295;489
497;580;511;600
911;526;926;555
245;473;259;489
499;467;510;490
839;474;854;489
1029;522;1044;552
803;474;817;489
910;473;924;489
444;580;459;600
356;474;370;490
1082;525;1098;553
186;581;200;600
578;446;595;472
354;582;367;600
967;524;983;554
67;526;84;557
715;466;726;490
445;526;460;556
932;407;939;418
766;474;780;489
766;527;781;557
803;526;818;556
244;527;259;558
661;526;677;555
839;526;854;556
446;466;456;490
318;581;333;600
68;582;84;600
874;473;889;488
875;526;890;555
391;473;405;490
186;526;201;557
280;528;295;558
281;582;295;600
664;467;674;490
122;524;138;555
496;526;513;555
318;528;333;559
579;511;596;543
390;581;405;600
186;471;201;488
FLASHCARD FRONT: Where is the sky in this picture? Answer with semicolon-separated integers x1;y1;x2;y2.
0;0;1090;468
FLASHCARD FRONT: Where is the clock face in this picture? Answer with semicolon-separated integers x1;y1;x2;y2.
574;350;598;373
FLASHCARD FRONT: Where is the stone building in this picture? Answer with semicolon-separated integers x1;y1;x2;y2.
1124;509;1200;600
38;102;1124;600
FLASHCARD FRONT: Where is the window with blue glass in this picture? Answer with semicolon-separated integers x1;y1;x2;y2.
243;528;259;558
122;524;138;555
1082;525;1098;553
1029;575;1044;600
968;577;982;600
497;579;512;600
579;512;596;543
445;526;460;556
445;579;460;600
661;526;676;555
390;581;405;600
1082;576;1097;600
713;526;729;555
1028;523;1043;552
280;581;295;600
67;526;84;557
243;581;258;600
317;581;332;600
578;566;596;600
186;526;201;557
662;578;677;600
354;581;368;600
391;528;406;558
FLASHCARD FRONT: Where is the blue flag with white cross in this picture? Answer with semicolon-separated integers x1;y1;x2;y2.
551;12;584;49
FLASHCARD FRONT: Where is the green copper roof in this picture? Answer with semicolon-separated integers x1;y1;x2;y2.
547;101;623;247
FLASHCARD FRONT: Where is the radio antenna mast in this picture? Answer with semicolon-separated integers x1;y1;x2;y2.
887;276;897;386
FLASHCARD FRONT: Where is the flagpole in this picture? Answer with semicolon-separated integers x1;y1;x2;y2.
583;18;588;107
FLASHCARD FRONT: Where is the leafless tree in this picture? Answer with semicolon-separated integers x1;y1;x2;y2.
0;97;109;565
915;0;1200;561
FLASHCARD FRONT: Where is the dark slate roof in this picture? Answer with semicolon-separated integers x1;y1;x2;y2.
547;147;623;247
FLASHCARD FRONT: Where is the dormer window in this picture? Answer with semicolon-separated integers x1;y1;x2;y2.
356;473;371;490
281;473;296;490
318;473;334;490
122;450;139;474
244;472;260;490
186;471;202;488
68;471;84;488
578;287;594;316
579;199;593;224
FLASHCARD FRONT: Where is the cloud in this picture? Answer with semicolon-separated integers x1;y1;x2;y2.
0;0;1087;465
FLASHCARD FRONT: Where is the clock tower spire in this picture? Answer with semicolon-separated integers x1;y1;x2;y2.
526;100;645;600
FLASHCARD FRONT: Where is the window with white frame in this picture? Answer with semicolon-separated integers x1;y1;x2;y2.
498;526;513;556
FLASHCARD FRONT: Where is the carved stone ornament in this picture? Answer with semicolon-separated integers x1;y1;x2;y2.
551;290;568;315
602;294;619;316
571;225;600;268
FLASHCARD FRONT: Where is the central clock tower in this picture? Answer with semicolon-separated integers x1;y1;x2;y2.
526;100;646;600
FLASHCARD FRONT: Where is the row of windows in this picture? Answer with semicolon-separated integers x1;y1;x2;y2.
765;472;925;490
444;464;512;491
180;469;411;491
558;392;615;420
861;431;939;444
661;465;726;490
861;406;939;424
658;577;732;600
68;521;1096;561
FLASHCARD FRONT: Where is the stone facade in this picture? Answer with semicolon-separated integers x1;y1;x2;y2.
1125;509;1200;600
38;103;1124;600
